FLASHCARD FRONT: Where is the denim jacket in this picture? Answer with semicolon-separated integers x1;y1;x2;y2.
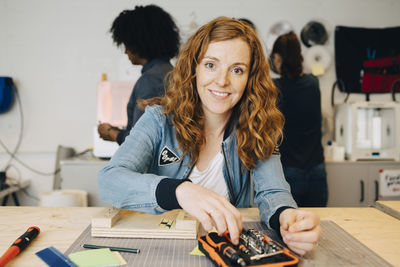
98;105;297;228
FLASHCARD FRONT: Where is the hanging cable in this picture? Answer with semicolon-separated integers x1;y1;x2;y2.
331;79;350;107
0;86;58;176
1;87;24;170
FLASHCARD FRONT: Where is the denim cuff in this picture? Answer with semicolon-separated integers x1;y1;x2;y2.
155;178;191;210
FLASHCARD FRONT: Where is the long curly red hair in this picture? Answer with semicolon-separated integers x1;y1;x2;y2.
141;17;284;169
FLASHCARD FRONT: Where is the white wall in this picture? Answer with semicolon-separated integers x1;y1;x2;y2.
1;0;399;205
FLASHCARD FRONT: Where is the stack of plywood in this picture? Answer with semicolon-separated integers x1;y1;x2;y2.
91;207;198;239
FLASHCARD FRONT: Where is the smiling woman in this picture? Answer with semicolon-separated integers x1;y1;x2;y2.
98;17;321;256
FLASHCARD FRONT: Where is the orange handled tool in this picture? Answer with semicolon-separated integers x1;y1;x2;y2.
0;226;40;267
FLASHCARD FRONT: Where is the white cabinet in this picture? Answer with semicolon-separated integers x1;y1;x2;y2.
326;161;400;207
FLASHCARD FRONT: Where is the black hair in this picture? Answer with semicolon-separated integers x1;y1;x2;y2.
238;18;256;30
110;5;180;60
271;31;303;78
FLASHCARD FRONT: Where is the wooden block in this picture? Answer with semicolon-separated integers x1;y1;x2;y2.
91;206;121;228
91;209;198;239
176;211;197;230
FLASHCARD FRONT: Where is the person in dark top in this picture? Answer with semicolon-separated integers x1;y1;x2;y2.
271;31;328;207
98;5;180;145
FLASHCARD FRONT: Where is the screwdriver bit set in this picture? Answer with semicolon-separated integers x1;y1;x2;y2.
198;228;298;266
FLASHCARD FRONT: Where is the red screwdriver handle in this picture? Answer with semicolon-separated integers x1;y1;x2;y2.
0;226;40;267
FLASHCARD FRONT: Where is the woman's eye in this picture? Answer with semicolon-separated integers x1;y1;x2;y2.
232;67;243;74
205;62;214;69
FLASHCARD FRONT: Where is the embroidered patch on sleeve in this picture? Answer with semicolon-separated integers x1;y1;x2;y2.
158;146;181;166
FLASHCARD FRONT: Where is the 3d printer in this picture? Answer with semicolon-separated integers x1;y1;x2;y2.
93;81;134;158
335;101;400;161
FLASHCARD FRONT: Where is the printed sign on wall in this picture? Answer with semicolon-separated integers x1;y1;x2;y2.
379;169;400;197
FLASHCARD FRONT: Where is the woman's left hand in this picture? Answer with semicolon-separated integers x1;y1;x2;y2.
279;208;321;256
98;122;119;141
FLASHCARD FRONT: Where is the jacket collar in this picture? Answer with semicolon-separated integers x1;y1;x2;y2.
223;107;239;141
141;57;170;74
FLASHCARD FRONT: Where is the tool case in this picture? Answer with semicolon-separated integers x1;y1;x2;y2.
198;229;298;266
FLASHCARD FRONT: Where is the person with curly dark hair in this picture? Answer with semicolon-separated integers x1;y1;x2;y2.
271;31;328;207
99;17;320;255
98;5;180;145
238;17;256;31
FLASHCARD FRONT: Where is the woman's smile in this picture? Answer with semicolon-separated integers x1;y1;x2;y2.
209;89;230;98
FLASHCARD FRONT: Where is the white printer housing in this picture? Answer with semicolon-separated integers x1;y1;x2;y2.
93;81;134;158
335;101;400;161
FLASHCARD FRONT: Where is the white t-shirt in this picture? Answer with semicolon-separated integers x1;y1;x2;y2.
189;151;229;199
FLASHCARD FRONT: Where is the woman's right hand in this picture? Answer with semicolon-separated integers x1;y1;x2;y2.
175;181;243;244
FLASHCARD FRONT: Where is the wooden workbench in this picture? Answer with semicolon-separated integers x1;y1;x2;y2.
0;206;399;267
0;207;103;267
377;200;400;211
375;200;400;220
